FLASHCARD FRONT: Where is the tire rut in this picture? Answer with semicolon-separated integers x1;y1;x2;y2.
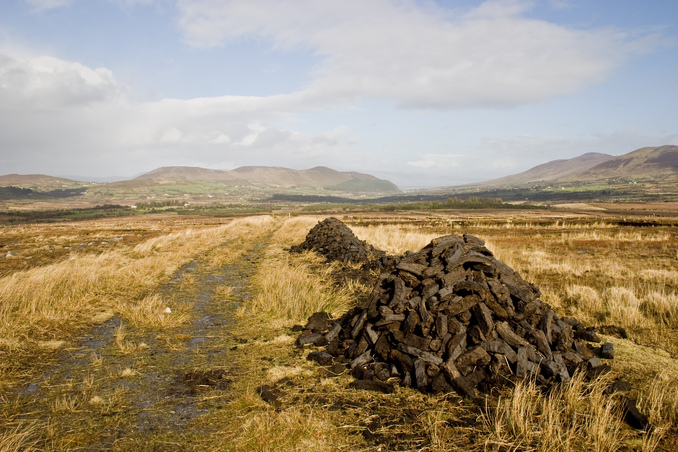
8;236;269;451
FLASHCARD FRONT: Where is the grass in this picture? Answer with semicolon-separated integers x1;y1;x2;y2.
482;372;627;452
0;215;276;386
244;247;353;321
2;211;678;450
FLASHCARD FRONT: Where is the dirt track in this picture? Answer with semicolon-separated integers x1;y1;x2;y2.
9;238;265;450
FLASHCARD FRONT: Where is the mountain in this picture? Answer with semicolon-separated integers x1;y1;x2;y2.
572;145;678;180
473;153;614;187
466;145;678;189
134;165;400;193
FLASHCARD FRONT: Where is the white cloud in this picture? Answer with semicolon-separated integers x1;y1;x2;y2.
0;50;124;110
0;48;354;176
210;133;232;144
176;0;660;111
159;127;183;143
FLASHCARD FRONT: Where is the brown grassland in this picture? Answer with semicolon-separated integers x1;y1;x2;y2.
1;207;678;451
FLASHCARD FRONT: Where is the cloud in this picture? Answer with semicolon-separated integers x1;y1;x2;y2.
0;48;354;176
0;50;124;110
176;0;661;111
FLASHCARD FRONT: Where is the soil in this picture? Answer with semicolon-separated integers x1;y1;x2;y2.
6;236;266;450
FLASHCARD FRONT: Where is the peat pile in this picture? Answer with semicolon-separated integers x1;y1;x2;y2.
301;233;607;400
290;217;385;265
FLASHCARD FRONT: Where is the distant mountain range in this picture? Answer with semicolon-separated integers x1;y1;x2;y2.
472;145;678;187
2;146;678;202
134;165;399;192
0;165;401;199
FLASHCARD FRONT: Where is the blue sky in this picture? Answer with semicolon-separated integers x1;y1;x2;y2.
1;0;677;187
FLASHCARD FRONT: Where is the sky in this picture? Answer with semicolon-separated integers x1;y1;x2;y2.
1;0;677;188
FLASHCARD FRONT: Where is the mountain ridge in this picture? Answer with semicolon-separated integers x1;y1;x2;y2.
0;165;401;196
133;165;399;192
572;145;678;181
474;152;614;187
466;145;678;188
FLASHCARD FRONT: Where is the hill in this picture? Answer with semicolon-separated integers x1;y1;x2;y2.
472;153;613;187
134;165;400;193
572;145;678;180
0;174;80;190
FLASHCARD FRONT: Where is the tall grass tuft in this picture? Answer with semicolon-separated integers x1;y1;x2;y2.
484;372;627;452
247;247;351;321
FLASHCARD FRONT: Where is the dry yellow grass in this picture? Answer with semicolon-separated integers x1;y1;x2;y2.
0;423;39;452
483;373;627;452
0;215;277;383
227;402;347;452
3;212;678;451
351;223;439;254
243;217;353;322
118;293;191;329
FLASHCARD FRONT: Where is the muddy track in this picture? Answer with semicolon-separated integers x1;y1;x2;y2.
10;237;269;451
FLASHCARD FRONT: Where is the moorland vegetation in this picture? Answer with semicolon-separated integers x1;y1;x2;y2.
1;209;677;450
